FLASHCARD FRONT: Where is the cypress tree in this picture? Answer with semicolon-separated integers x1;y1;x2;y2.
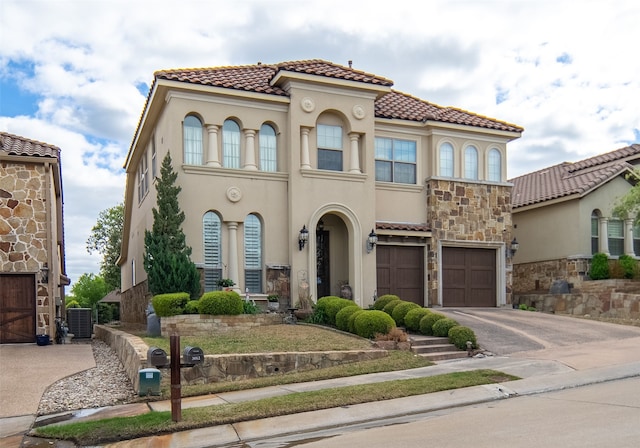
144;152;200;297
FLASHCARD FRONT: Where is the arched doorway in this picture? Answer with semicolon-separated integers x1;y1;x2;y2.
315;214;350;299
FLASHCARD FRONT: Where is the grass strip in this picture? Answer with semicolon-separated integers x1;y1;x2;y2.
35;369;518;445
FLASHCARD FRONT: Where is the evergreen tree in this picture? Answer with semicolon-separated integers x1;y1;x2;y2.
144;152;200;297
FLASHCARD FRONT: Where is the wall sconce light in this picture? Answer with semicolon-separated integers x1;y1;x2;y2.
298;225;309;250
40;264;49;283
366;229;378;253
509;237;519;258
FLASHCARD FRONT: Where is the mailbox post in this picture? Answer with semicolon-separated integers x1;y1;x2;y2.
168;335;205;422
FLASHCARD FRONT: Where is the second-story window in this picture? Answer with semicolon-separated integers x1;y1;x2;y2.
137;151;148;202
488;148;501;181
183;115;203;165
375;137;417;184
439;142;454;177
259;124;277;172
465;145;478;180
151;136;157;179
223;119;241;168
317;124;343;171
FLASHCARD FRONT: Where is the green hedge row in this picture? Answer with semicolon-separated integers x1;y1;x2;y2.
152;290;244;317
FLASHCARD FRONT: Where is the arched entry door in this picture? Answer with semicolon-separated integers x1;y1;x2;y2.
314;214;349;299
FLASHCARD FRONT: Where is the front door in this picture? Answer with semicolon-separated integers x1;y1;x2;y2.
316;230;330;299
0;274;36;343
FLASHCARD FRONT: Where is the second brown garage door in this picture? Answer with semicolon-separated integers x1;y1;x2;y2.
442;247;496;307
376;245;424;305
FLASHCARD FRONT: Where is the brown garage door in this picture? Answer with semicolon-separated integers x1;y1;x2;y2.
376;245;424;305
442;247;496;307
0;274;36;343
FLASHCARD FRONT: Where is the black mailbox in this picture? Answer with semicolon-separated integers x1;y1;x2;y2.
147;347;168;367
183;346;204;365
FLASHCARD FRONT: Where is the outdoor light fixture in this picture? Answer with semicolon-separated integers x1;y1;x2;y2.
366;229;378;253
298;225;309;250
40;264;49;283
509;237;519;258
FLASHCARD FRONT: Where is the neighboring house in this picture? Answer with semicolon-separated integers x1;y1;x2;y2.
511;144;640;293
119;59;522;322
0;131;69;343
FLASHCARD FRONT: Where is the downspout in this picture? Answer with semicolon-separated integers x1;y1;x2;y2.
44;162;54;338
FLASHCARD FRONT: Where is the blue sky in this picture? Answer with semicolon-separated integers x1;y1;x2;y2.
1;0;639;289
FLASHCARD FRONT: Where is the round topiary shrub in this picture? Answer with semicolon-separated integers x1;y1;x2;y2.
382;299;403;316
312;296;342;324
419;312;446;336
404;308;431;332
348;309;366;334
152;292;190;317
354;310;396;339
448;326;478;350
372;294;401;310
432;318;459;337
391;301;420;327
589;252;610;280
617;254;637;279
199;291;244;315
326;298;357;326
184;300;200;314
335;305;362;332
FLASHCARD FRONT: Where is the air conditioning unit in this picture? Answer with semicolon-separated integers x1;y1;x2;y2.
67;308;93;338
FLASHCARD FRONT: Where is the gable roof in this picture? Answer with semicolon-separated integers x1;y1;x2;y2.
150;59;522;133
510;144;640;209
1;131;60;158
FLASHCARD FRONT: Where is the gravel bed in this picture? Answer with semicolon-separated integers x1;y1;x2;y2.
37;339;137;416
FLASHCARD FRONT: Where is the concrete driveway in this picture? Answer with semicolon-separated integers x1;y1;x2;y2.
438;308;640;370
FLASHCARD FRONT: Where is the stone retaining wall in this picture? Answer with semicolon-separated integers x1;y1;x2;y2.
161;314;284;336
94;325;148;392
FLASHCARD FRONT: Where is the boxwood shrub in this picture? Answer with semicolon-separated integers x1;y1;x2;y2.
589;252;610;280
382;299;403;316
617;254;637;279
326;298;358;326
151;292;190;317
312;296;342;324
184;300;200;314
335;305;362;332
353;310;396;339
391;301;420;327
347;309;366;334
404;308;431;332
199;291;244;315
432;317;459;337
372;294;401;310
419;312;446;336
448;326;478;350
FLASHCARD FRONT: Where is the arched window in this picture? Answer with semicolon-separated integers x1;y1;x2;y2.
244;214;262;293
317;124;343;171
439;142;454;177
465;145;478;180
183;115;203;165
488;148;502;181
608;219;624;256
259;124;277;171
223;119;241;168
591;210;600;254
203;212;222;291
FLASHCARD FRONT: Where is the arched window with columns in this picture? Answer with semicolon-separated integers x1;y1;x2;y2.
465;145;478;180
203;211;222;291
439;142;454;177
244;214;263;293
259;124;277;171
183;115;203;165
488;148;502;181
223;119;241;168
591;210;600;254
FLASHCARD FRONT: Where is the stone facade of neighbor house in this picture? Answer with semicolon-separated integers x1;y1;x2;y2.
0;131;69;343
119;60;523;322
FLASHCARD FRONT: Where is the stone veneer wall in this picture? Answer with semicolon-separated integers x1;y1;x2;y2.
513;258;591;293
120;280;151;324
425;180;513;306
0;160;51;336
161;314;284;336
94;325;147;391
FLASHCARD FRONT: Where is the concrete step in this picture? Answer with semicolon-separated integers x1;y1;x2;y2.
409;336;450;346
411;343;459;354
417;351;470;362
408;335;468;361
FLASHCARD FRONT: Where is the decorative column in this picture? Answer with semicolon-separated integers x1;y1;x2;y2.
300;127;311;169
598;217;610;255
205;125;221;167
243;129;258;170
227;221;240;291
348;132;361;173
624;218;635;255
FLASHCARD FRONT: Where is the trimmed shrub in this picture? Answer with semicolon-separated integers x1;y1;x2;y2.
419;312;446;336
184;300;200;314
243;300;261;315
449;326;478;350
391;301;420;327
432;318;459;337
326;298;358;326
617;254;637;279
199;291;243;315
589;252;610;280
348;309;366;334
354;310;396;339
372;294;401;310
66;299;81;309
152;292;190;317
404;308;431;332
382;299;403;316
335;305;362;332
312;296;342;324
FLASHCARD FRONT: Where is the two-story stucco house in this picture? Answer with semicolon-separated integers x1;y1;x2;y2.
119;60;522;322
0;132;69;343
511;144;640;294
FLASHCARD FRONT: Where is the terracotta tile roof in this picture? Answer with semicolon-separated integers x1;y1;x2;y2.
511;144;640;208
0;131;60;158
151;59;521;133
376;221;431;232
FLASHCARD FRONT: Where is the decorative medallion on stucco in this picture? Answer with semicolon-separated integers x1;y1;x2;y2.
300;97;315;113
352;105;366;120
226;186;242;203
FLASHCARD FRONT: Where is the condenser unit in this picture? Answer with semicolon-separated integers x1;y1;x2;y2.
67;308;93;338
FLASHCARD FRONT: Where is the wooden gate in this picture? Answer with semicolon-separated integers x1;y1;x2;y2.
0;274;36;343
